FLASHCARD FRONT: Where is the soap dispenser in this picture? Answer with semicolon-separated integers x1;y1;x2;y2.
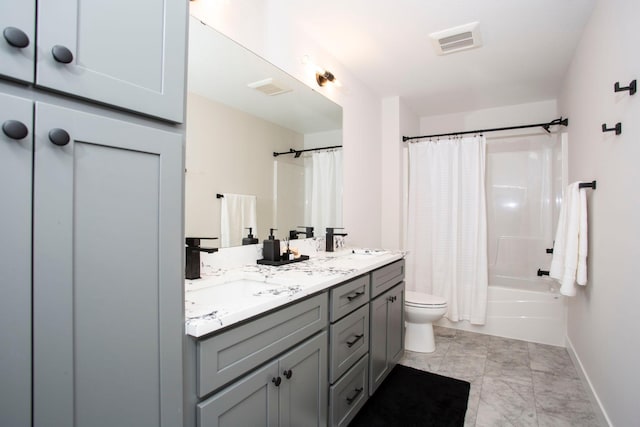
242;227;259;245
262;228;281;262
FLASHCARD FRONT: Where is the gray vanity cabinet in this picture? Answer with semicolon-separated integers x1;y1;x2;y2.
1;0;187;122
0;92;33;427
198;331;328;427
31;102;184;427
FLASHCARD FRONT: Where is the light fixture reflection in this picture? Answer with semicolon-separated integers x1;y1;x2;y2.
302;55;341;87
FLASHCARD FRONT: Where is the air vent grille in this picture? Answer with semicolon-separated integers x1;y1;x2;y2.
247;78;292;96
430;22;482;55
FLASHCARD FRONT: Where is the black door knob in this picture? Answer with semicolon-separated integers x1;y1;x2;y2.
51;45;73;64
3;27;30;48
2;120;29;140
271;376;282;387
48;128;70;146
283;369;292;379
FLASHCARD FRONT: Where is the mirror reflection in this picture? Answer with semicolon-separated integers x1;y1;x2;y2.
185;17;343;247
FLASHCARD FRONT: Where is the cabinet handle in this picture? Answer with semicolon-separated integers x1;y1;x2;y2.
387;295;397;303
3;27;30;48
48;128;70;146
2;120;29;140
346;333;364;348
271;376;282;387
283;369;292;379
346;387;364;405
51;45;73;64
346;291;365;301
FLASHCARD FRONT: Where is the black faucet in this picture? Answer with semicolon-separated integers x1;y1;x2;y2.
325;227;347;252
289;226;314;240
185;237;218;280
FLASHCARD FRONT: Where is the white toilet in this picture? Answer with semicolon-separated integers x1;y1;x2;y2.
404;291;448;353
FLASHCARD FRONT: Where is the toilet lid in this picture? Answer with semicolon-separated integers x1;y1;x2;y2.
405;291;447;307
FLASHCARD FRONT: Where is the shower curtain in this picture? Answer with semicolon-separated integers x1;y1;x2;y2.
406;136;488;325
306;150;343;234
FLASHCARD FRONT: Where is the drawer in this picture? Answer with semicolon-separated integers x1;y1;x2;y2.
330;354;369;427
329;304;369;383
371;259;405;297
329;275;370;322
197;293;328;397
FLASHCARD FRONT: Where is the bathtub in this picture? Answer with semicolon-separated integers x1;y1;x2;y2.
436;276;567;346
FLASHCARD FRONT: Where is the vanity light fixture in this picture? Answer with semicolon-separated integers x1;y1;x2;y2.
302;55;341;87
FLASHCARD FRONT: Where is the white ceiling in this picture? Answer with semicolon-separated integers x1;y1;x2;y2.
279;0;597;116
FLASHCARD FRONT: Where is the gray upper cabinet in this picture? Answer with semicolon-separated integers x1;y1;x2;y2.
31;0;187;123
32;101;184;427
0;1;35;83
0;93;33;427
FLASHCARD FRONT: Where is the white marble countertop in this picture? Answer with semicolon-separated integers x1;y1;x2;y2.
185;249;404;337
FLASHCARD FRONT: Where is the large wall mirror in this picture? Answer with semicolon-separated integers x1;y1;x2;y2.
186;17;343;248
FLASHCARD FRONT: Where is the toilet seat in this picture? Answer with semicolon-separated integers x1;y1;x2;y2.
405;291;447;308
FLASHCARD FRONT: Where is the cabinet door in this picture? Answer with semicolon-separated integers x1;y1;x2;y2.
369;293;389;395
0;93;33;427
0;1;35;82
36;0;187;123
198;361;279;427
32;102;184;427
387;283;405;365
279;332;328;427
369;283;405;395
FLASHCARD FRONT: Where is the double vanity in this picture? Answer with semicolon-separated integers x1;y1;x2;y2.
183;249;406;427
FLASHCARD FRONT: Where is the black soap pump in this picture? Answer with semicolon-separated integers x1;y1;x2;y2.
262;228;281;262
242;227;259;245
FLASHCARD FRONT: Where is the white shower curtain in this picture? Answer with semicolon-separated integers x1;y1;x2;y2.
306;150;343;234
406;136;488;325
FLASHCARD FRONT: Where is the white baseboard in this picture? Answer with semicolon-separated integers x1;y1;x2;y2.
565;335;612;427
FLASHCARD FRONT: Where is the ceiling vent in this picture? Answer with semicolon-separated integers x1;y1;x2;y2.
247;78;292;96
430;21;482;55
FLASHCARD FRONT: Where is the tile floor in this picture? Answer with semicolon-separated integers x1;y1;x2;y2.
399;326;603;427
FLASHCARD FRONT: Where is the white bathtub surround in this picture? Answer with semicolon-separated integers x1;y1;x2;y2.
185;247;404;336
437;280;567;346
406;136;488;324
550;181;589;296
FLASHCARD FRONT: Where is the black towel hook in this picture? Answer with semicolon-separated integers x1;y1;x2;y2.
614;79;636;95
602;122;622;135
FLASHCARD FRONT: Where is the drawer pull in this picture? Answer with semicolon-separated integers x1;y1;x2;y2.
2;120;28;140
346;333;364;348
272;376;282;387
346;387;364;405
346;291;365;301
3;27;30;48
51;45;73;64
283;369;293;379
387;295;397;303
48;128;70;146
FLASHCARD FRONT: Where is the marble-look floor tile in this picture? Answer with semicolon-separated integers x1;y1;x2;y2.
437;354;487;381
484;348;532;378
532;370;600;427
489;335;530;353
447;331;491;357
528;342;579;378
476;375;537;427
463;376;483;427
399;350;445;372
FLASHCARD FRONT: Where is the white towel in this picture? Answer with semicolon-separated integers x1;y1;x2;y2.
220;193;257;247
549;182;588;296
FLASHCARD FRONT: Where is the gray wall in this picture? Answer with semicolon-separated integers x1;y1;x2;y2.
559;0;640;425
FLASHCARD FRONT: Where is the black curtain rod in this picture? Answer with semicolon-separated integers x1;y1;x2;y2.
402;117;569;142
273;145;342;158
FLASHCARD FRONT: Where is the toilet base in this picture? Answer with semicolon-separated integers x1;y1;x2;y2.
405;321;436;353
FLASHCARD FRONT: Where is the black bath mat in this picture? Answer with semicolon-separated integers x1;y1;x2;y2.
348;364;470;427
